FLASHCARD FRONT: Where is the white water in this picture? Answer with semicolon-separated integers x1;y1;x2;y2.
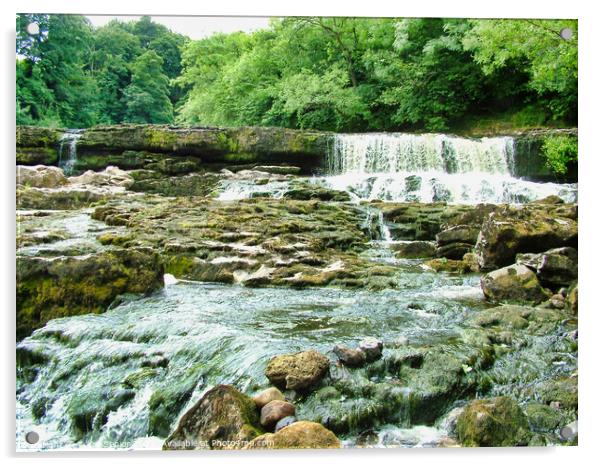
58;130;83;175
320;133;577;204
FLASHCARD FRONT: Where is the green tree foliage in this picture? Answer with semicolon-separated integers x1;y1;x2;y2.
463;19;578;121
177;17;577;132
542;134;578;175
16;15;577;131
124;50;174;123
16;14;184;127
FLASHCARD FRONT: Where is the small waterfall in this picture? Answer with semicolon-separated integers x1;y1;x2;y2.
327;133;514;175
58;130;83;175
361;206;392;242
322;133;577;204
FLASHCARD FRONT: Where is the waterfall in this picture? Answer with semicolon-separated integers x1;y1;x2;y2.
321;133;577;204
327;133;515;175
58;130;83;175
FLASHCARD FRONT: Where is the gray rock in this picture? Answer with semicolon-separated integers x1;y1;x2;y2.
516;247;577;287
274;415;297;432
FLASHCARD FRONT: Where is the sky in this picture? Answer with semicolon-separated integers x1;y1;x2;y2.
86;15;271;39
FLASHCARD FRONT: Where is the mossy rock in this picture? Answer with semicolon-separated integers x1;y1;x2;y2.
16;247;164;339
456;396;532;447
244;421;340;449
163;384;263;450
524;402;566;432
16;147;58;165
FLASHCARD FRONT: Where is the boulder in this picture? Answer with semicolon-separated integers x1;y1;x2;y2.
16;247;164;339
391;240;436;259
265;350;330;391
17;165;68;188
243;421;340;449
436;225;480;246
333;345;366;367
456;397;532;447
516;247;577;287
260;400;296;430
475;204;577;270
69;166;134;188
435;242;474;260
358;337;383;362
163;385;263;450
480;264;551;304
252;387;285;409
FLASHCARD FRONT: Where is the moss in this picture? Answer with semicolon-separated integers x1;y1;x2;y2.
16;249;164;340
222;152;258;163
97;232;134;246
457;397;532;447
16;147;58;165
149;369;201;437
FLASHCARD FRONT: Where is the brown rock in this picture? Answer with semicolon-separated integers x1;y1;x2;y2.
163;385;263;450
243;421;340;449
260;400;296;430
265;350;330;391
333;345;366;367
253;387;285;409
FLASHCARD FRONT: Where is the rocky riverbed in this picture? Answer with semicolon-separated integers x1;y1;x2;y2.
16;129;578;451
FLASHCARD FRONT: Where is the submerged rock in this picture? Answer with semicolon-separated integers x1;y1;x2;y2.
260;400;296;430
265;350;330;391
244;421;340;449
163;385;263;450
480;264;550;304
275;416;297;432
456;397;532;447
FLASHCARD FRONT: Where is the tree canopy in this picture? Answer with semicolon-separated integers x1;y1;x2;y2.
16;15;577;132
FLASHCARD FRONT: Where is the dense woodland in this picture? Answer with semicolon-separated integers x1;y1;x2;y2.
16;15;577;133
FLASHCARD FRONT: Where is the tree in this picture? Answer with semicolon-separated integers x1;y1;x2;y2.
124;50;174;123
463;19;578;121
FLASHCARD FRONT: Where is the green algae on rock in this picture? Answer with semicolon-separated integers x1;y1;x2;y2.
163;385;264;450
16;247;164;339
456;396;532;447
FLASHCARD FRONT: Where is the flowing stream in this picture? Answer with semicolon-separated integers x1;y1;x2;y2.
16;130;578;451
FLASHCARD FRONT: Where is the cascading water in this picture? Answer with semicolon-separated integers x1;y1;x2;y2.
58;130;83;175
320;133;577;204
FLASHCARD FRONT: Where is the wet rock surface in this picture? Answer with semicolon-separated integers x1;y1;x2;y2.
481;264;551;304
456;397;532;447
244;421;340;449
163;385;262;450
265;350;330;391
14;154;578;450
